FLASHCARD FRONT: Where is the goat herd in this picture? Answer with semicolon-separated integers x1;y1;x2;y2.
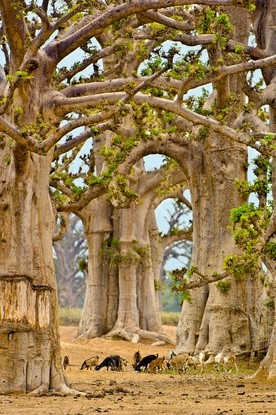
63;349;238;375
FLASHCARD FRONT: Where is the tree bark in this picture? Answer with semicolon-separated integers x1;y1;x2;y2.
175;136;256;356
77;167;175;344
77;195;116;338
0;151;72;394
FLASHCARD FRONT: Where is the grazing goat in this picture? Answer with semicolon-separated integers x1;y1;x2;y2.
184;355;198;373
167;353;190;373
80;355;99;370
215;352;238;373
63;355;69;370
148;356;166;374
132;350;141;369
95;355;124;371
135;354;158;372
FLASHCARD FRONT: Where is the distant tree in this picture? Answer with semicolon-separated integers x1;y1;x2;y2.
53;214;87;308
158;197;193;311
77;161;187;343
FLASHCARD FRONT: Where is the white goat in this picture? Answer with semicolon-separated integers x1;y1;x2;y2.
215;351;238;373
197;351;208;373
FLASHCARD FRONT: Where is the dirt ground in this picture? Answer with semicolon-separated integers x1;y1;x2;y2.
0;326;276;415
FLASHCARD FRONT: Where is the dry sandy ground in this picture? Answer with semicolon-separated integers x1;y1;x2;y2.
0;326;276;415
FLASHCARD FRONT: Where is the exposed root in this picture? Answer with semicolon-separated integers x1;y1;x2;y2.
28;383;86;397
249;365;269;381
105;329;139;343
76;330;100;340
28;384;48;397
105;327;175;345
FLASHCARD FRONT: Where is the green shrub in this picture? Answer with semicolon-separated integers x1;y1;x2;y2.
59;308;180;327
59;307;82;326
161;311;180;326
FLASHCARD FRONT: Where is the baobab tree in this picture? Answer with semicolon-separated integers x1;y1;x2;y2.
71;157;188;343
52;17;191;342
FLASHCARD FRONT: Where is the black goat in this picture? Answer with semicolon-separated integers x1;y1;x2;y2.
135;354;158;372
95;355;124;371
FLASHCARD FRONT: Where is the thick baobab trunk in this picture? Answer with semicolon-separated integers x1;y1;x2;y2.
77;196;116;338
251;258;276;381
0;150;72;395
106;202;174;344
176;136;265;356
77;171;174;344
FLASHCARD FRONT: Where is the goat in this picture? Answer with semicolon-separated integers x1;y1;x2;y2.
80;355;99;370
132;350;141;369
135;354;158;372
95;355;124;371
195;351;211;373
215;352;238;373
167;350;177;360
63;355;69;370
148;356;166;374
167;353;190;373
184;355;198;373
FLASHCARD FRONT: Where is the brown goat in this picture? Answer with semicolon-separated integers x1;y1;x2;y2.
148;357;166;373
132;350;141;369
80;355;99;370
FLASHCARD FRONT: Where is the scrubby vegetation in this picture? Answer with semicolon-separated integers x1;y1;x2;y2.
59;308;180;327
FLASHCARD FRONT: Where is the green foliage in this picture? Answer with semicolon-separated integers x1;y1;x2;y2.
197;8;216;33
230;203;260;224
7;71;33;86
186;265;198;278
259;134;276;149
3;155;11;165
213;35;228;50
234;44;245;54
100;237;121;265
169;268;192;303
263;242;276;260
216;280;231;294
226;198;273;280
265;299;275;309
161;312;180;326
223;253;258;280
215;13;233;31
100;238;147;265
52;190;68;205
198;127;209;139
78;258;88;272
154;279;162;291
59;307;81;326
148;22;168;35
185;88;211;116
161;284;182;312
59;308;180;327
